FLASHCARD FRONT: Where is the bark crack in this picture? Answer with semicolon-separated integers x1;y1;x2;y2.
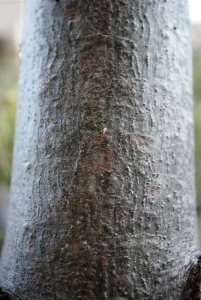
180;255;201;300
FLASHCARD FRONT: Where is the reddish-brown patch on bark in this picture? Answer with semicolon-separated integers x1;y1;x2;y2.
88;60;98;67
86;159;98;172
86;148;115;173
100;149;115;172
70;238;81;250
86;194;98;203
132;134;153;153
97;34;106;51
97;221;103;229
66;9;80;22
94;131;110;144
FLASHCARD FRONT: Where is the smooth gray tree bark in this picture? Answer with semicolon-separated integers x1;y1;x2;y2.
0;0;200;299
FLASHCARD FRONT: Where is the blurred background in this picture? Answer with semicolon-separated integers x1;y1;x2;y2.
0;0;201;249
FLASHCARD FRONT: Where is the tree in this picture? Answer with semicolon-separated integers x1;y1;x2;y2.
0;0;200;299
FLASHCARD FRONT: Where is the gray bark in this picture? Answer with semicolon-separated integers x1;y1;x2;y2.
0;0;200;299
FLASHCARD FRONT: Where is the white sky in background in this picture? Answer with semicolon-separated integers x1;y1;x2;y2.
189;0;201;23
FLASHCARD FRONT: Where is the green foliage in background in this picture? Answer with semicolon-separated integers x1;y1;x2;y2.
0;55;18;186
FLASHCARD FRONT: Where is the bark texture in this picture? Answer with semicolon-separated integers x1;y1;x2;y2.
0;0;200;299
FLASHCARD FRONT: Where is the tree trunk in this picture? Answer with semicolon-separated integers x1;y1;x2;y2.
0;0;200;299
